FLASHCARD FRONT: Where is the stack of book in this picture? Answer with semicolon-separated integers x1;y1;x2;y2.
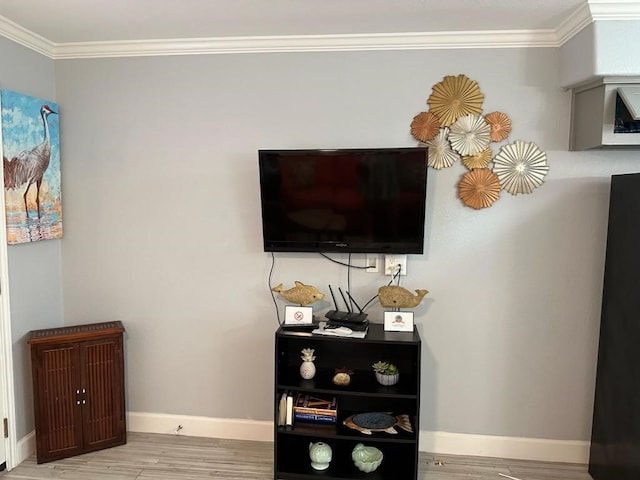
293;393;337;424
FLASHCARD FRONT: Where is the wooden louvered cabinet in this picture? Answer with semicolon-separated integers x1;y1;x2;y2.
27;321;126;463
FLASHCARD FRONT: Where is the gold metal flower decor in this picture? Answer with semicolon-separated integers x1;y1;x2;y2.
410;73;549;209
427;74;484;127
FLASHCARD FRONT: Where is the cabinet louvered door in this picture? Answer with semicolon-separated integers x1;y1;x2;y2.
28;321;126;464
81;336;126;452
32;343;83;462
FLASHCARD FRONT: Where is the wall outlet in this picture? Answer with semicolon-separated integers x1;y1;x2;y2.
384;255;407;276
365;254;379;273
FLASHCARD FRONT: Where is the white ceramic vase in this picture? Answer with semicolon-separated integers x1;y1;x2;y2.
309;442;332;470
300;360;316;380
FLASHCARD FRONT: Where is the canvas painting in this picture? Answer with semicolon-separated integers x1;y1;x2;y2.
1;90;62;244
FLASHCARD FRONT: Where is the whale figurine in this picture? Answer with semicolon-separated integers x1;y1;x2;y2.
378;286;428;308
272;281;325;306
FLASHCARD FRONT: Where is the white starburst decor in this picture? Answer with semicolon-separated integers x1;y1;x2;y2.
449;114;491;156
424;127;460;170
493;140;549;195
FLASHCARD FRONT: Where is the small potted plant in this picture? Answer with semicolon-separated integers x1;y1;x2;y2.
372;361;399;386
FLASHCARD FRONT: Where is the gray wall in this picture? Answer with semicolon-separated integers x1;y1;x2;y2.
0;37;63;439
53;46;640;442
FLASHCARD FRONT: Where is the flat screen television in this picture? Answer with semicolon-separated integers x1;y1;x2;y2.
258;147;428;254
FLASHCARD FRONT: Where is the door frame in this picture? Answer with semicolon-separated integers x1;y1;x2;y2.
0;103;18;469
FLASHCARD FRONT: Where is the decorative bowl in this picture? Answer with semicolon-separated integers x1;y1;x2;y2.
352;443;383;473
375;372;399;386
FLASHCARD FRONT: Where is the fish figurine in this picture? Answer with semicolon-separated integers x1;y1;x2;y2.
378;286;428;308
344;412;413;435
272;281;325;306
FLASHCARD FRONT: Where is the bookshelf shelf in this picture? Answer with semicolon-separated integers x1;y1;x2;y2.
274;323;421;480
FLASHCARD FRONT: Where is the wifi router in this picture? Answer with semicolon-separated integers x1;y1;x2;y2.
324;285;368;324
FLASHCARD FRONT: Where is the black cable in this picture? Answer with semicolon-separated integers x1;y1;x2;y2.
360;267;402;312
318;252;373;269
348;253;353;311
268;252;282;325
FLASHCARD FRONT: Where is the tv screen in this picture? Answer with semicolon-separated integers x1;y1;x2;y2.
258;147;428;254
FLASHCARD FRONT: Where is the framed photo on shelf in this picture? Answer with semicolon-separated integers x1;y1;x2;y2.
284;306;313;325
384;311;414;332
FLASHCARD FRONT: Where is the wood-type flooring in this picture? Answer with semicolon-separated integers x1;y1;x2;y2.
0;432;593;479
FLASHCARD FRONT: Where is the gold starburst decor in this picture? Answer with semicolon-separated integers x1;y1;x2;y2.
410;73;550;209
458;168;501;209
493;140;549;195
410;111;441;142
427;74;484;127
484;111;512;142
449;114;491;156
424;127;460;170
462;147;492;170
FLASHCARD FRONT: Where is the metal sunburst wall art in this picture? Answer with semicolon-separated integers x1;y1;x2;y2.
410;73;549;209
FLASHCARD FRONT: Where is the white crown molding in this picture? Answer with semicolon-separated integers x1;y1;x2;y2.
589;0;640;20
0;14;54;57
0;3;639;59
50;30;562;59
556;2;594;45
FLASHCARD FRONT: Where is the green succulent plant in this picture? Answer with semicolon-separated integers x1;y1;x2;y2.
372;361;399;375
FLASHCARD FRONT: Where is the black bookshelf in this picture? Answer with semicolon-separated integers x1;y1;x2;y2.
274;323;421;480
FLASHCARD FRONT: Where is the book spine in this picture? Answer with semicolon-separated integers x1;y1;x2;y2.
293;412;337;424
285;395;293;428
293;407;337;416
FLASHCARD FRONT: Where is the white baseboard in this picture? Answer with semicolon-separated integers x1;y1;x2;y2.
128;411;589;464
127;411;273;442
419;430;590;464
16;430;35;466
18;414;590;467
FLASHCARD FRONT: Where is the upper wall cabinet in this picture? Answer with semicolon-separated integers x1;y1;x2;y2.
570;77;640;150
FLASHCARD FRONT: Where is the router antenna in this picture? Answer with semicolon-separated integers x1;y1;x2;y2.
328;285;339;310
338;288;352;313
346;291;364;313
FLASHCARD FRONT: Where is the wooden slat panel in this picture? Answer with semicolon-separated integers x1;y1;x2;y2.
41;347;78;452
85;340;118;444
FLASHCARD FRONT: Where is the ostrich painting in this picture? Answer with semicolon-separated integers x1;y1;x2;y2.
1;91;62;244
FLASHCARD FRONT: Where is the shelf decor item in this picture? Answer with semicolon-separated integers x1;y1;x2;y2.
378;285;428;309
383;311;414;332
344;412;413;435
427;74;484;127
373;361;400;386
299;348;316;380
352;443;384;473
271;281;325;307
332;367;353;386
309;441;332;470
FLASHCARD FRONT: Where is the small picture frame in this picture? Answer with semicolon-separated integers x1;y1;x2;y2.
384;311;414;332
284;306;313;325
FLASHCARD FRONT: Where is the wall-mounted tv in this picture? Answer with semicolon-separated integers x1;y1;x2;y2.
258;147;428;254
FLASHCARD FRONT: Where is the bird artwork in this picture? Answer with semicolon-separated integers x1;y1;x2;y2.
4;104;57;219
1;91;62;244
